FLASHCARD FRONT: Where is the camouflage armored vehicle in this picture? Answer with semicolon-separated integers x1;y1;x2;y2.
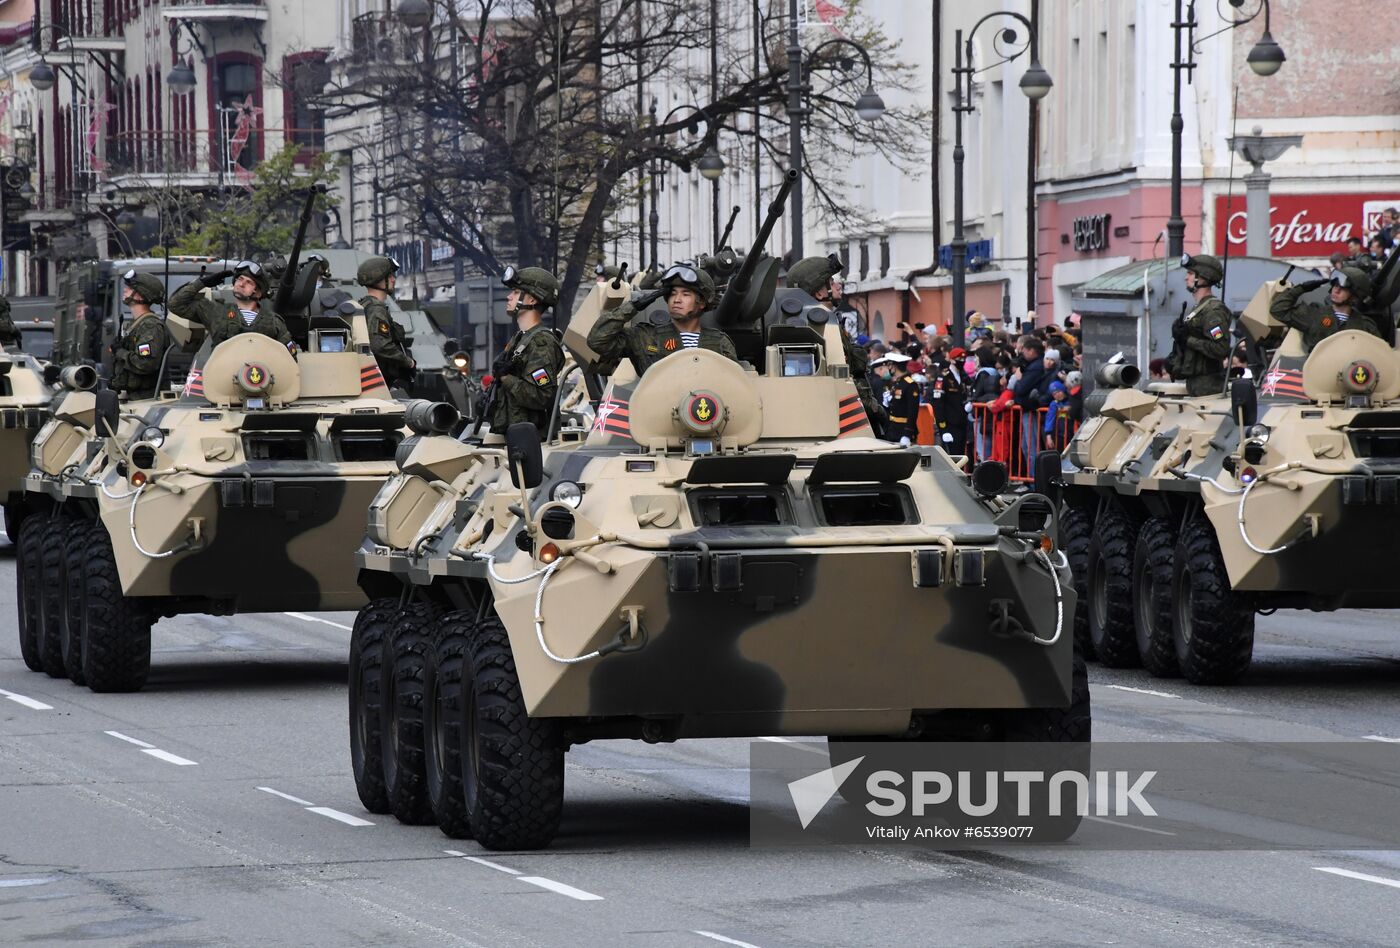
347;172;1086;850
1057;261;1400;685
13;193;415;692
0;346;66;538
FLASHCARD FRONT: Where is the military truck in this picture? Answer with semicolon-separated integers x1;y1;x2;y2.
1057;256;1400;685
13;192;416;692
346;171;1086;850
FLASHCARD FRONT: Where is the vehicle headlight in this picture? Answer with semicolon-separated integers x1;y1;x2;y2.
140;426;165;448
1245;424;1270;442
550;480;583;508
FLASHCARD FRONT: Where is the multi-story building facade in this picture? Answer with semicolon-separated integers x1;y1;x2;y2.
0;0;338;293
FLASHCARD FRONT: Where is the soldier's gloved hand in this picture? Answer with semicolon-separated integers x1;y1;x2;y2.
199;269;234;288
899;435;912;447
1293;278;1327;292
1171;320;1189;342
630;288;665;309
491;355;513;378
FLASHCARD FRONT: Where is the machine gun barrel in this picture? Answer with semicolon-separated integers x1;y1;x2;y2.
274;185;327;313
716;204;741;250
713;169;798;328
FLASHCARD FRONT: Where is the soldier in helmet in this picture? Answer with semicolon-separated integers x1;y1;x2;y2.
587;262;738;377
356;256;415;387
0;294;20;349
1270;266;1382;353
787;254;883;431
168;260;299;355
1166;254;1232;396
111;270;173;399
489;266;566;434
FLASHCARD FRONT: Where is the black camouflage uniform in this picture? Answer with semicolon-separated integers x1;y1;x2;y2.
490;266;565;433
587;265;738;376
355;255;415;387
1167;254;1232;397
111;270;173;399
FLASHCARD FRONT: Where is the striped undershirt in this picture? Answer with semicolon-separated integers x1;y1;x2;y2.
239;309;258;326
679;331;700;349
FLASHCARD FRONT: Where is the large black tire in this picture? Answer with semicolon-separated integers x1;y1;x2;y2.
1173;517;1255;685
1000;645;1092;743
1133;518;1180;678
79;528;152;693
349;598;398;814
1086;506;1142;668
460;614;564;850
424;611;474;839
60;522;100;686
36;518;70;677
1057;504;1094;662
382;601;439;825
15;515;46;673
4;503;21;544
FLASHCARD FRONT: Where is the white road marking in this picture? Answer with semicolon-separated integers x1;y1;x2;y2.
141;748;198;767
1314;867;1400;890
1104;685;1181;699
1082;814;1178;836
0;688;52;710
0;877;58;888
694;931;763;948
257;786;315;806
462;855;521;876
517;876;604;901
284;612;354;631
306;806;375;827
1363;735;1400;743
104;730;156;749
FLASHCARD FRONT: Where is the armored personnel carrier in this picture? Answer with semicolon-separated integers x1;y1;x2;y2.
347;172;1086;850
0;347;65;538
1058;262;1400;685
13;192;416;692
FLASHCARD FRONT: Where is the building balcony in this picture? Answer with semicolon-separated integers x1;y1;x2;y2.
102;129;323;190
160;1;269;26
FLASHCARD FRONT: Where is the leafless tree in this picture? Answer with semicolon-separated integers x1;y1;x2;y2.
317;0;927;311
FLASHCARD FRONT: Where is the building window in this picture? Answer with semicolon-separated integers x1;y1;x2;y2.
284;52;330;156
879;237;890;277
211;55;263;172
858;240;869;280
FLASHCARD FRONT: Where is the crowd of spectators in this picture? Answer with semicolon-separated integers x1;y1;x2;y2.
849;309;1085;470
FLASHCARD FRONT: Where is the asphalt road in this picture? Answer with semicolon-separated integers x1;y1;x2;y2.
3;527;1400;947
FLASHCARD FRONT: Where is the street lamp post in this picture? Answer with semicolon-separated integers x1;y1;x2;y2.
783;0;885;259
646;98;726;268
1166;0;1286;258
949;13;1052;345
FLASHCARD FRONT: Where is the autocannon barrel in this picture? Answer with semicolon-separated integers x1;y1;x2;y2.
274;185;328;314
713;168;798;328
60;365;98;391
1095;363;1142;389
404;399;460;436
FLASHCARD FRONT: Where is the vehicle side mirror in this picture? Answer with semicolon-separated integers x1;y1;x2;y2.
94;387;120;438
506;422;543;489
1230;378;1258;428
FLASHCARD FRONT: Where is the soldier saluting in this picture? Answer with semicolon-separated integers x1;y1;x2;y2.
1167;253;1232;397
355;256;415;388
168;260;299;355
111;270;172;399
587;263;738;376
490;266;565;434
1269;266;1381;353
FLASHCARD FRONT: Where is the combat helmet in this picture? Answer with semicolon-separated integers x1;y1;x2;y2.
786;254;844;297
502;266;560;309
122;269;165;305
1332;266;1373;302
659;262;716;306
234;259;271;297
1181;253;1223;286
357;255;399;288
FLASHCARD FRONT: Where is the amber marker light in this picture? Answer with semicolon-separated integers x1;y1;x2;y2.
539;542;561;564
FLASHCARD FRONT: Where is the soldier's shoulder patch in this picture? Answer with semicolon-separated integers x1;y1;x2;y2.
137;342;152;356
378;320;390;334
531;367;551;386
1208;324;1225;339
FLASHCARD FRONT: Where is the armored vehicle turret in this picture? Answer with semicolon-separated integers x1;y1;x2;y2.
1057;260;1400;685
346;173;1087;850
